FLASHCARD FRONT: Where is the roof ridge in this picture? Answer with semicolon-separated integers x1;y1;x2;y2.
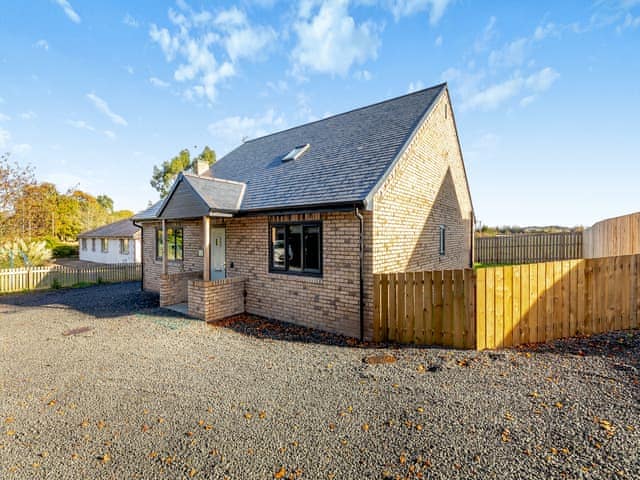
182;172;245;186
237;82;447;147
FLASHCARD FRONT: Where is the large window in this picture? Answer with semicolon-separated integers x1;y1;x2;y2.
269;222;321;276
156;227;183;261
120;239;130;255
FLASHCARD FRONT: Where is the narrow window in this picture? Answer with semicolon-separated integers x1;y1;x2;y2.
92;239;96;251
81;238;87;251
269;222;322;276
120;239;130;254
157;227;183;261
270;226;286;271
439;225;446;256
101;238;109;253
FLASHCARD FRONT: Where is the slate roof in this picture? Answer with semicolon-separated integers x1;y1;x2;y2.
212;84;446;212
78;218;140;238
180;174;245;212
134;83;447;219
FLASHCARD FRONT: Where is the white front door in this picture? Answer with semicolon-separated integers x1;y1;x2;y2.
210;227;226;280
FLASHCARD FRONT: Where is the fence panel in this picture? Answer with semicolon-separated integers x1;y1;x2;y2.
475;232;583;265
373;254;640;350
584;212;640;258
0;263;141;294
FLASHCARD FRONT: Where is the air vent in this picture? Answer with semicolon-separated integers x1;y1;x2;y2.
282;144;310;162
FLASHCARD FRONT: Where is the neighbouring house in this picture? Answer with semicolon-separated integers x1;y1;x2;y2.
133;83;474;340
78;219;141;264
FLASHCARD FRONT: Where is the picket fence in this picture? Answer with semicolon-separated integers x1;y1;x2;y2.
373;254;640;350
0;263;142;293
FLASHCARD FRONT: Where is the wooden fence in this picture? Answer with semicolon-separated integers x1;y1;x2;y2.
475;232;583;265
0;263;142;294
373;270;476;348
583;212;640;259
373;254;640;350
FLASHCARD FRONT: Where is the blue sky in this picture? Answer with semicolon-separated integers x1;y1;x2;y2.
0;0;638;227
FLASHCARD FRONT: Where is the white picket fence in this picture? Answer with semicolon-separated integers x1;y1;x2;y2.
0;263;141;293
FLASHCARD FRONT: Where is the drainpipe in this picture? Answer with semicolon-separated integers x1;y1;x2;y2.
354;206;365;342
132;220;143;291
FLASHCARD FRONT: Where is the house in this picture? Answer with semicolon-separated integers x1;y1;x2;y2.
132;83;474;340
78;219;141;264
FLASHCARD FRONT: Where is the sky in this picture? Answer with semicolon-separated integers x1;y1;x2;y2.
0;0;639;227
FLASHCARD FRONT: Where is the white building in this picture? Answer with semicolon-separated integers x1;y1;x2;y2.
78;219;141;264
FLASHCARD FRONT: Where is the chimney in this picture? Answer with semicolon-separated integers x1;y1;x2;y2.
193;159;209;176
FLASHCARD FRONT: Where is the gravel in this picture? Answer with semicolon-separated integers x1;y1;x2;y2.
1;283;639;479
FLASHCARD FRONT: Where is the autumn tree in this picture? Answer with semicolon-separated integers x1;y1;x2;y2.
97;194;114;213
0;153;35;240
150;146;216;198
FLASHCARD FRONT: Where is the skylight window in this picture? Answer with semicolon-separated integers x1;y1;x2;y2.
282;144;310;162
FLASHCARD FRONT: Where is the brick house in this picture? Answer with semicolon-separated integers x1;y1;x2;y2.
133;83;474;340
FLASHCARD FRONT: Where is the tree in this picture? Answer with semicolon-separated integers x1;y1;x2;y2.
150;146;216;197
0;153;35;239
97;194;114;213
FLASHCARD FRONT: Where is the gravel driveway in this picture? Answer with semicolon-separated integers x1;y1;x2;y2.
1;283;638;479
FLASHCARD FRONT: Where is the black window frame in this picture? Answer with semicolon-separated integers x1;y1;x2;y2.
156;226;184;261
439;225;446;256
269;221;322;277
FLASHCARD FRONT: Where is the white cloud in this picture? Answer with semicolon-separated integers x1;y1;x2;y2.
124;65;134;75
34;39;49;51
292;0;381;77
407;80;425;93
53;0;81;23
149;4;276;103
0;113;10;121
618;12;640;31
388;0;453;24
149;77;170;88
459;67;559;111
488;37;528;67
533;22;560;40
434;35;443;46
123;13;139;27
66;119;95;131
0;128;10;148
354;69;372;81
208;109;286;155
86;93;127;126
103;130;116;140
11;144;32;155
266;80;289;93
20;111;37;120
474;16;497;52
519;95;536;107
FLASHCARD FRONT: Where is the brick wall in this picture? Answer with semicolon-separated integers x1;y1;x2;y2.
141;220;204;292
188;277;246;321
372;89;473;273
160;271;203;306
214;211;371;339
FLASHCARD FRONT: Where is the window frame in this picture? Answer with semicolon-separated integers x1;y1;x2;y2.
439;225;446;256
268;221;322;277
120;238;130;255
81;238;87;251
101;238;109;253
92;238;96;252
155;226;184;262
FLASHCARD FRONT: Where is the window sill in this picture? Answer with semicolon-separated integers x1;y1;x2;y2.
267;271;323;284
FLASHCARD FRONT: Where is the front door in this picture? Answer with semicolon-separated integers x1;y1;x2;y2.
210;227;226;280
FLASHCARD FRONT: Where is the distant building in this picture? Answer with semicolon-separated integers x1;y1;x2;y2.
78;219;141;264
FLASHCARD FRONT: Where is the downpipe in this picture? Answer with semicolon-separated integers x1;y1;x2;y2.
132;220;143;291
354;206;365;342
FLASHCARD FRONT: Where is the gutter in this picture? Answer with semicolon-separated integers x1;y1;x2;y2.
354;206;365;342
132;220;143;291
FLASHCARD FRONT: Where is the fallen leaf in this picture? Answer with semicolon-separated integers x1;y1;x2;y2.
274;466;286;478
362;423;369;432
100;453;110;464
5;417;14;424
141;424;151;432
244;413;253;420
189;468;197;477
259;411;267;419
97;420;106;429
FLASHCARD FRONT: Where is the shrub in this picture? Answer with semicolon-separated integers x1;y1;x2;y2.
52;244;78;258
51;278;61;289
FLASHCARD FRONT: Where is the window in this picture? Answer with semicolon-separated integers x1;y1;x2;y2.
101;238;109;253
269;222;321;276
120;239;130;255
156;227;183;261
81;238;87;251
439;225;446;256
282;144;310;162
92;239;96;252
